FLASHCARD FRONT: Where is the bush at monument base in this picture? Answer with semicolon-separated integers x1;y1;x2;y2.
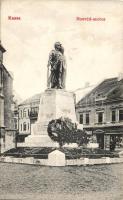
47;117;89;147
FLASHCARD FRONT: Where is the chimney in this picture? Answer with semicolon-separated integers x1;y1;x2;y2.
84;82;90;88
118;73;123;81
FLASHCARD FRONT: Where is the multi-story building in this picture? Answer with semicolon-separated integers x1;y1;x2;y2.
18;93;41;142
76;77;123;150
0;42;16;152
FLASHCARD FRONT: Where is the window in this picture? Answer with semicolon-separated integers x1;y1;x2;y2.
30;107;39;117
31;107;38;114
97;112;103;123
79;114;83;124
20;110;23;118
14;119;17;129
119;110;123;121
112;110;116;122
23;122;26;131
28;109;30;116
21;124;22;131
23;109;26;118
85;113;89;124
28;123;30;130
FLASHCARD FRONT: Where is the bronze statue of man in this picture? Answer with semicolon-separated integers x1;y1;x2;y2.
47;42;66;89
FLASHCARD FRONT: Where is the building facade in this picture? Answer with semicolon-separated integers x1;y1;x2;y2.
18;93;41;142
0;43;16;153
76;77;123;150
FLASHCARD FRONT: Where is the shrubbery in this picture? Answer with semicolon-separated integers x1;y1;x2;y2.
47;117;89;147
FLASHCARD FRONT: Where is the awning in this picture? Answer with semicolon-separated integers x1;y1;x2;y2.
93;129;105;134
18;133;30;136
105;132;123;135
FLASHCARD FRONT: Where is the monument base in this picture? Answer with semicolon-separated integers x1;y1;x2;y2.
25;89;77;147
25;135;59;147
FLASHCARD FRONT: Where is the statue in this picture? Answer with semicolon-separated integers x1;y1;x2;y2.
47;42;66;89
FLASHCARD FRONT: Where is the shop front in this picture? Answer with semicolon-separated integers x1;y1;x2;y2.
93;128;123;151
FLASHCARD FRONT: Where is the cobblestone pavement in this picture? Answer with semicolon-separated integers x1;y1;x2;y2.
0;163;123;200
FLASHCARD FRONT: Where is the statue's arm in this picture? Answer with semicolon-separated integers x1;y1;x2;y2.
47;50;55;68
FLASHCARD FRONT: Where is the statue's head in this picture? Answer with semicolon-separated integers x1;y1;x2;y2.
54;42;64;54
54;42;62;50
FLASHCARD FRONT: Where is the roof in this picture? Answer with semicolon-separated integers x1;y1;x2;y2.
75;85;95;103
76;77;123;107
0;44;6;53
19;93;41;106
0;64;13;79
0;43;13;79
107;79;123;100
92;77;118;95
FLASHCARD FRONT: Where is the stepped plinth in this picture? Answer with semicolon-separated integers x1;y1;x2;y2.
25;89;77;147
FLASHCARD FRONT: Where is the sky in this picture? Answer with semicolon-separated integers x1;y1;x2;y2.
1;0;123;100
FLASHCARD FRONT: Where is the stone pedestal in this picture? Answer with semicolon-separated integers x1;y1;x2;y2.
25;89;77;147
48;150;65;166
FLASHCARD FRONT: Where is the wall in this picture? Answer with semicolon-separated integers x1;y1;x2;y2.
76;102;123;128
0;61;4;128
3;68;14;129
0;45;16;153
0;95;4;127
0;156;123;166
